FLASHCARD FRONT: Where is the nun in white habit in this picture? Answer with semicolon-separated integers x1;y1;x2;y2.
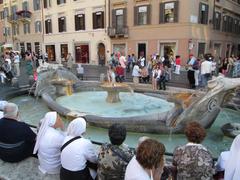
33;111;65;174
224;134;240;180
60;117;98;180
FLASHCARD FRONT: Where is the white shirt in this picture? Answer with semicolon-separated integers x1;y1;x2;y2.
0;111;3;119
201;61;212;75
38;127;65;174
125;156;151;180
132;65;140;77
61;136;98;171
14;55;20;63
140;57;145;67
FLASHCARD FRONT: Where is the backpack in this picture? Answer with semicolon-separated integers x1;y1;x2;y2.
192;60;199;70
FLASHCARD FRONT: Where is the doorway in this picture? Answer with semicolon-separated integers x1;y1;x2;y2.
45;45;56;61
75;44;89;63
160;43;176;57
138;43;146;59
98;43;105;65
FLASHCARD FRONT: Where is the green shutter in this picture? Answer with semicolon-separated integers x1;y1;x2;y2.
123;8;127;27
134;6;138;26
159;3;164;24
174;1;179;23
147;5;151;25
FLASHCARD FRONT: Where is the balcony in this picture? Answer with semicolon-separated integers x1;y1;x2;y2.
7;15;19;24
108;26;128;38
16;10;32;23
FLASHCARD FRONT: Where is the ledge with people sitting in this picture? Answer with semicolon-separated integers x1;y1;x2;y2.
0;101;239;180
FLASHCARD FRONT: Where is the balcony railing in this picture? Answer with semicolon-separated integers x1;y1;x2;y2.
108;26;128;38
7;15;19;24
16;10;32;22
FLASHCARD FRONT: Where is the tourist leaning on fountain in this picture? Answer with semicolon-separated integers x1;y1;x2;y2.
33;111;65;174
125;138;166;180
0;103;36;162
97;123;134;180
172;121;215;179
60;117;98;180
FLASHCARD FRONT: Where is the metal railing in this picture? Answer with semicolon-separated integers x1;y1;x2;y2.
108;26;128;38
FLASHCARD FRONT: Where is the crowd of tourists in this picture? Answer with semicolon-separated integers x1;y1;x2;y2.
186;54;240;89
0;101;239;180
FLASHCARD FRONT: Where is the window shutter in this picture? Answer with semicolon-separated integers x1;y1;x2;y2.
75;15;78;31
218;13;221;30
93;12;96;29
35;22;37;32
63;17;66;31
147;5;151;25
57;0;60;5
198;2;202;23
44;0;47;8
174;1;179;23
101;11;104;28
134;6;138;26
49;20;52;33
58;18;61;32
123;8;127;27
204;4;209;24
159;3;164;24
39;22;42;32
83;14;85;30
45;20;48;33
112;9;116;27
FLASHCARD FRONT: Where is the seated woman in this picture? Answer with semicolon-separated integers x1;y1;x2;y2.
172;121;215;180
223;134;240;180
60;117;97;180
98;123;134;180
125;139;165;180
33;112;65;174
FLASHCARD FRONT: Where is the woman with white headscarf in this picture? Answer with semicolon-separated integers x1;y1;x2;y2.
33;111;65;174
60;117;98;180
224;134;240;180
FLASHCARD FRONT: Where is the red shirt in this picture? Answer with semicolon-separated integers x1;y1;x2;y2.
116;66;124;76
175;58;181;65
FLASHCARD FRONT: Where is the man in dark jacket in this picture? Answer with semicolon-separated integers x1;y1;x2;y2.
0;103;36;162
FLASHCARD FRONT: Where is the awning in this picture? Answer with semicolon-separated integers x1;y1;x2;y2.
3;44;13;48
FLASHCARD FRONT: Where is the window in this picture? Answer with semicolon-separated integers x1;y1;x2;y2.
160;1;179;23
134;5;151;25
111;8;127;33
233;19;238;34
3;7;9;18
0;11;4;19
57;0;66;5
22;1;29;11
12;24;19;35
3;27;11;36
222;16;228;32
33;0;41;11
35;21;42;33
198;43;206;57
228;17;233;33
58;17;66;32
23;23;30;34
198;3;208;24
11;6;18;21
213;12;221;30
75;14;85;31
0;0;3;4
45;19;52;34
44;0;51;8
93;11;104;29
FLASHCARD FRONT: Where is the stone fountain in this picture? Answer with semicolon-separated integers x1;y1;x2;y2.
34;66;240;134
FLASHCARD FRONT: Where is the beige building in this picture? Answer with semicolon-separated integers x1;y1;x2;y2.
0;0;4;47
42;0;111;65
109;0;240;64
0;0;43;53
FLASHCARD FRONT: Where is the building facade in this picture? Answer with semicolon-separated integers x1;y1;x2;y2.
0;0;43;54
108;0;240;64
0;0;4;48
42;0;111;65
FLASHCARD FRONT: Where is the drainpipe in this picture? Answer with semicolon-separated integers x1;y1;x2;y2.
41;0;44;54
